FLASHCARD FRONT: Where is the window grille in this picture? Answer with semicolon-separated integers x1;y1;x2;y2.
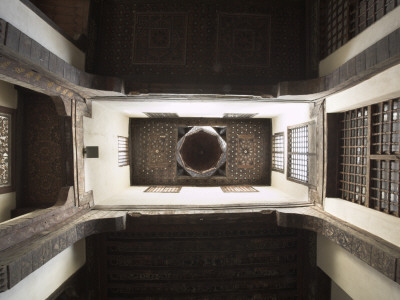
0;106;15;193
118;136;129;167
287;124;311;184
272;132;284;172
339;107;368;205
338;98;400;217
144;113;179;118
223;113;258;118
320;0;399;59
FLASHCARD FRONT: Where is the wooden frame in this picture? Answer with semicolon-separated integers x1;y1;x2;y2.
287;121;316;186
0;105;15;194
272;132;284;173
118;136;129;167
333;98;400;217
320;0;399;59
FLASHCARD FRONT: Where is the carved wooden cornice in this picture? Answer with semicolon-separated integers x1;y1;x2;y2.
0;19;124;100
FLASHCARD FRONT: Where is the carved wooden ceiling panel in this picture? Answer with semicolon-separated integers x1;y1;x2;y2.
88;0;306;93
130;118;271;186
87;213;323;299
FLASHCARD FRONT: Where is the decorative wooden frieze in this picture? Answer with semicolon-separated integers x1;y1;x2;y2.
0;19;124;99
276;207;400;285
0;209;126;292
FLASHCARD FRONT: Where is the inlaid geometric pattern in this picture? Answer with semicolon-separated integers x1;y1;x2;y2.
217;13;271;67
144;186;182;193
90;214;317;299
21;93;64;207
236;135;256;168
0;109;12;187
221;186;258;193
90;0;307;89
133;13;188;65
131;118;271;186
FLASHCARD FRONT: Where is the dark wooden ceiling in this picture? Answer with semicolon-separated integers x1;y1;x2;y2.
86;212;329;300
87;0;310;94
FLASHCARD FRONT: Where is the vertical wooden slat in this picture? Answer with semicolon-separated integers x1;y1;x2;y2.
366;105;372;208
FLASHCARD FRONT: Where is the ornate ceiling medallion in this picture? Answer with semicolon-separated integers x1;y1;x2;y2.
177;126;226;177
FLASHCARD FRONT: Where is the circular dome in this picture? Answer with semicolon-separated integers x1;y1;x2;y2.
177;126;226;177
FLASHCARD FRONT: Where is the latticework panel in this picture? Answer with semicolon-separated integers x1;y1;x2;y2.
272;132;284;172
339;107;368;205
320;0;399;59
118;136;129;167
370;160;399;216
371;99;400;154
288;125;309;183
0;112;11;187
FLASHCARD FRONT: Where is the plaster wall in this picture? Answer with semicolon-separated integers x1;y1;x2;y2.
324;198;400;247
317;234;400;300
0;80;17;222
331;281;352;300
0;0;85;69
98;186;307;206
319;6;400;76
270;104;311;202
0;239;86;300
84;102;130;204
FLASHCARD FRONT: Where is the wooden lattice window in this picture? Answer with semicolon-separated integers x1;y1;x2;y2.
337;98;400;217
287;123;315;185
272;132;284;173
118;136;129;167
339;106;369;205
370;99;400;215
0;106;15;193
320;0;399;59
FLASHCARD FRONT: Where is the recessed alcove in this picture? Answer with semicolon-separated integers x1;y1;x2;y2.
84;98;312;207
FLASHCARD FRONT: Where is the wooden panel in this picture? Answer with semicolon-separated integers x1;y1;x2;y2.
29;0;90;38
326;113;342;197
88;213;319;299
131;118;271;186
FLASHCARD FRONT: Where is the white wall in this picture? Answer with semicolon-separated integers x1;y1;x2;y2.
270;104;311;202
84;102;130;204
97;186;307;206
0;239;86;300
0;80;17;222
324;198;400;247
319;6;400;76
317;234;400;300
0;0;85;69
